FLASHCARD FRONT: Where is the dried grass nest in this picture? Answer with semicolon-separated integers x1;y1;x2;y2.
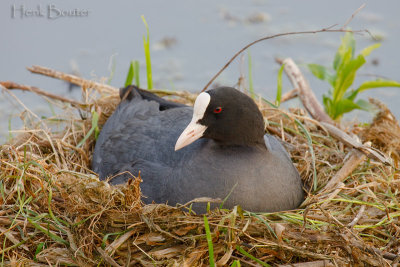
1;81;400;267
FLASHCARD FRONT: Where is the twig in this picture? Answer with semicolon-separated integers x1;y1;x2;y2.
149;89;197;102
322;149;366;192
321;182;345;208
341;3;366;30
392;256;400;267
347;238;399;262
140;214;186;243
131;236;157;264
241;230;334;262
276;58;334;124
96;247;122;267
27;65;118;94
266;126;293;142
280;88;298;103
105;229;136;255
201;27;366;92
26;66;197;102
347;195;368;228
178;197;222;209
0;81;85;107
321;122;392;165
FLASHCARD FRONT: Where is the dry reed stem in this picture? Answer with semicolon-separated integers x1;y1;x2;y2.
27;65;118;94
322;149;366;191
0;81;84;107
321;122;391;165
276;57;334;124
280;88;299;103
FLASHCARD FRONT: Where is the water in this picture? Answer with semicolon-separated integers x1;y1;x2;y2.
1;0;399;142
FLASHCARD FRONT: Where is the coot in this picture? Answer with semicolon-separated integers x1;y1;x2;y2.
92;86;304;212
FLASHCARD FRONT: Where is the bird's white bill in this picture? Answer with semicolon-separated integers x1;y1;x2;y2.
175;120;207;151
175;92;210;151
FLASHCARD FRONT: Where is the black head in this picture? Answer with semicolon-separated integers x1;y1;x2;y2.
175;87;265;150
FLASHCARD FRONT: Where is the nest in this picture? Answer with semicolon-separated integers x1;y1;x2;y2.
1;81;400;267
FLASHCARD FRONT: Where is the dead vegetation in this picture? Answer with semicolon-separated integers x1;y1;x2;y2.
1;66;400;266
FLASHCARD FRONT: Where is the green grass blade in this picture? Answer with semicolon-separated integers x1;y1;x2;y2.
101;231;128;249
307;63;334;85
1;237;30;255
333;32;354;70
333;55;366;103
141;15;153;90
107;54;117;85
0;180;5;202
34;242;45;261
27;217;69;245
124;61;135;87
246;212;277;239
295;119;317;191
47;186;70;228
220;182;238;209
235;245;271;267
360;43;381;57
275;64;284;106
47;101;56;117
331;98;360;120
356;79;400;93
262;97;277;108
203;215;215;267
77;111;99;147
134;60;140;87
231;260;241;267
355;99;375;111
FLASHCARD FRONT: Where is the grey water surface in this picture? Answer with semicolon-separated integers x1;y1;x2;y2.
1;0;399;143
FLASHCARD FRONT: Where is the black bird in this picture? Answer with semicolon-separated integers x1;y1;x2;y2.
92;86;304;212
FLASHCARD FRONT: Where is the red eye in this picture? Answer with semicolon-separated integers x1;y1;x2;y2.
213;107;222;114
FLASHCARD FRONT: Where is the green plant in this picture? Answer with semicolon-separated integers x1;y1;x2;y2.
124;61;135;87
124;16;152;89
203;215;215;267
141;15;153;90
107;54;117;85
275;64;285;107
124;60;140;87
34;242;46;262
77;110;99;146
307;32;400;120
235;245;271;266
231;260;241;267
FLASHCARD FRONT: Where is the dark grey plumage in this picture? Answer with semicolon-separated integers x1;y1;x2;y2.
92;86;304;212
